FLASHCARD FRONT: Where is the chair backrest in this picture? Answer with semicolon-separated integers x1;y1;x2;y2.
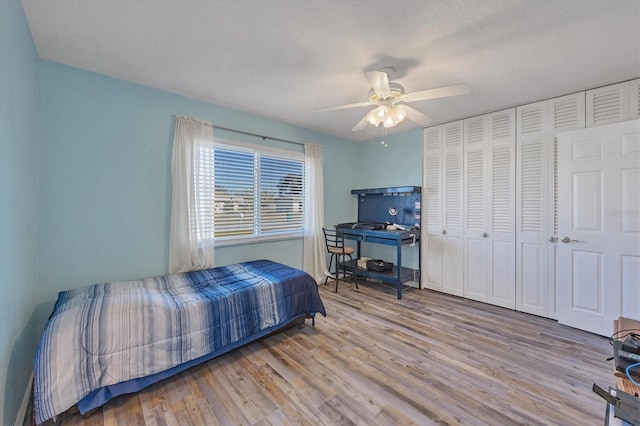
322;227;346;252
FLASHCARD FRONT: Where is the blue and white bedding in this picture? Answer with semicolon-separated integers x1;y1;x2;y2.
33;259;326;424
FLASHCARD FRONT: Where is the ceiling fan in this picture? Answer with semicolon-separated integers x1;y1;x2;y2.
317;68;471;131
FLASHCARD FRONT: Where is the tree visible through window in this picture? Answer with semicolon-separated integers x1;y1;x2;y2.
199;142;304;241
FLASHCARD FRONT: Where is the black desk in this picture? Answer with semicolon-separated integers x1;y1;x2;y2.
337;227;421;299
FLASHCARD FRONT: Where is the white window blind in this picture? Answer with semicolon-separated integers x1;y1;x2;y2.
259;155;304;233
197;141;304;242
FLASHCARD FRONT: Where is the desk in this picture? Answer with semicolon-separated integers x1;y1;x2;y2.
338;227;420;299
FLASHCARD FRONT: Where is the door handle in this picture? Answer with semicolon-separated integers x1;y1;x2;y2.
560;236;581;243
482;232;489;238
548;236;557;243
442;230;447;235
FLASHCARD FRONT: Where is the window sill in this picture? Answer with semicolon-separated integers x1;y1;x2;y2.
213;232;304;248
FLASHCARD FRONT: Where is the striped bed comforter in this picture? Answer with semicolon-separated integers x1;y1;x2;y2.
33;260;326;424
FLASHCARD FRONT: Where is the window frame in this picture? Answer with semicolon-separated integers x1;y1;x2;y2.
200;137;305;247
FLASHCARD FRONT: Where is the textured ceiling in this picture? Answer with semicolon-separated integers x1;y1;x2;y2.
22;0;640;142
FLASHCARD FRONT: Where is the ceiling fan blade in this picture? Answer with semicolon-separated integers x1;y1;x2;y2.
397;105;431;126
315;100;373;112
366;71;391;97
402;83;471;103
352;113;371;131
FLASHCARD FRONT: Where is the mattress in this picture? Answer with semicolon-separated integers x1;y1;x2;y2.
33;259;326;424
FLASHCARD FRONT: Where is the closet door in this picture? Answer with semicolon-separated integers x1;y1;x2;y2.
516;101;550;316
516;94;585;318
630;79;640;119
486;109;516;309
586;81;631;127
463;109;516;307
422;121;464;296
463;116;488;302
441;121;464;296
547;92;586;318
557;119;640;336
422;126;443;291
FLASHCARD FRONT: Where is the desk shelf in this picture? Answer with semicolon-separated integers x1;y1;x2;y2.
342;260;420;287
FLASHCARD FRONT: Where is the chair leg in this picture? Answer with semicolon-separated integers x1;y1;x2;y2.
323;254;335;286
335;254;358;293
334;255;340;293
347;254;359;289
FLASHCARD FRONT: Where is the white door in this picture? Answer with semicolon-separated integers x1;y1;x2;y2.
441;122;464;296
486;109;516;309
586;81;631;128
547;93;586;319
631;79;639;119
463;110;516;306
423;121;464;297
515;93;585;319
557;119;640;336
463;116;488;302
423;126;443;291
516;101;550;316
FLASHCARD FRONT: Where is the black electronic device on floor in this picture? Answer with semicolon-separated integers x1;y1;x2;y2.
613;334;640;377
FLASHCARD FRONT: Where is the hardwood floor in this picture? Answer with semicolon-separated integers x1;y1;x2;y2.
35;281;614;425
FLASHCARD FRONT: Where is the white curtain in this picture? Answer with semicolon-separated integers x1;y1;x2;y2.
169;115;215;273
302;143;330;283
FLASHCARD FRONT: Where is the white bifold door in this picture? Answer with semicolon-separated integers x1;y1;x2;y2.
557;119;640;336
422;121;464;296
515;93;585;319
463;109;516;308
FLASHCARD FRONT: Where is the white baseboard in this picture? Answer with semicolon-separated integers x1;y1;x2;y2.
15;372;33;426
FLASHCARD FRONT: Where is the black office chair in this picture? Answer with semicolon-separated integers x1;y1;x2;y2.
322;227;358;292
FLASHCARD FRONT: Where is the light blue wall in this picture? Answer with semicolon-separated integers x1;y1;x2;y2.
38;61;361;304
0;0;40;424
358;128;422;187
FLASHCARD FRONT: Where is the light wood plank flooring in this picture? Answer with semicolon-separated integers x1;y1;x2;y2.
34;281;615;425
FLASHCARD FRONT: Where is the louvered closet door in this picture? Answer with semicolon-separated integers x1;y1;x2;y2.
516;102;549;316
515;94;585;318
586;81;631;127
486;109;516;309
547;93;586;318
630;79;640;119
441;121;464;296
463;116;488;302
422;126;443;291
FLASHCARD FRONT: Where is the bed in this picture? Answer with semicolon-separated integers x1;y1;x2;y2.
33;259;326;425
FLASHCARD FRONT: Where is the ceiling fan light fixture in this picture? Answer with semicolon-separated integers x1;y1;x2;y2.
363;104;408;128
380;105;407;128
365;105;387;127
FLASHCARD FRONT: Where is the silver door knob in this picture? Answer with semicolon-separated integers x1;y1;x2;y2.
549;236;557;243
482;232;489;238
560;236;581;243
442;230;447;235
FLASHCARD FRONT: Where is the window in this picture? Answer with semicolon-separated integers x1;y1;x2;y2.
197;140;305;243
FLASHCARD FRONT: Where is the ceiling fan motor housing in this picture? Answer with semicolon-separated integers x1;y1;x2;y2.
368;83;405;105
